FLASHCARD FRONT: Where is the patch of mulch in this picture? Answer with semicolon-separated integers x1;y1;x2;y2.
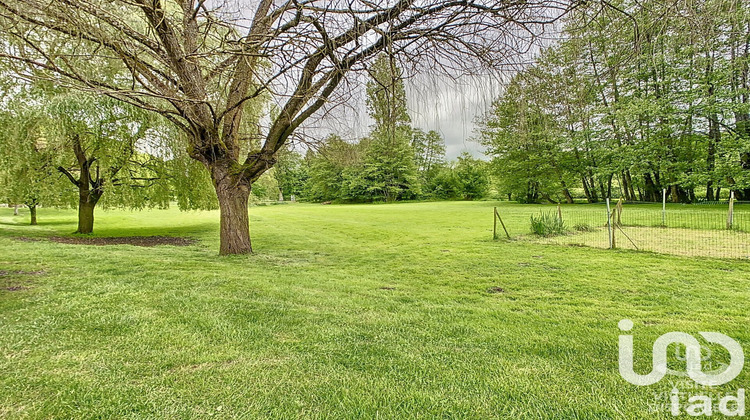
49;236;197;247
487;286;506;294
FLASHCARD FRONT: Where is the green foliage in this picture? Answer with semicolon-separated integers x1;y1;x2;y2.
421;154;490;201
362;131;421;201
273;145;309;200
169;144;218;211
479;76;576;204
479;0;750;204
0;102;75;211
412;128;446;174
454;153;489;200
425;165;463;200
530;211;567;236
250;170;280;202
306;135;366;202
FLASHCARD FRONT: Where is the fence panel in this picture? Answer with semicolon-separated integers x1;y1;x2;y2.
521;203;750;259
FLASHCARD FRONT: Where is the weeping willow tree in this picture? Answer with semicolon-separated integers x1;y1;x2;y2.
0;101;74;225
0;82;175;233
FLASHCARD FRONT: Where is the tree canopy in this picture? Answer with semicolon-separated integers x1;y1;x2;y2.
479;0;750;204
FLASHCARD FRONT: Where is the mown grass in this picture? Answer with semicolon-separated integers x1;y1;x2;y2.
1;201;750;419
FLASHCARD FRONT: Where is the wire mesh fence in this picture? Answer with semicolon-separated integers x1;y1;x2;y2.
504;200;750;260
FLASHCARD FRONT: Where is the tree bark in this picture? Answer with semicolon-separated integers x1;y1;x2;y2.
706;112;720;201
75;191;99;234
212;166;252;255
29;205;37;225
561;183;574;204
581;175;594;203
624;170;636;201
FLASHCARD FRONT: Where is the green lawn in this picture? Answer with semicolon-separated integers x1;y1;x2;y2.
2;201;749;419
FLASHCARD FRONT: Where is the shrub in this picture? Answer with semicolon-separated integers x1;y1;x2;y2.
573;223;594;232
530;211;567;236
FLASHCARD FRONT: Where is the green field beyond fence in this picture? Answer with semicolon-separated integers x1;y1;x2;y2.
510;203;750;259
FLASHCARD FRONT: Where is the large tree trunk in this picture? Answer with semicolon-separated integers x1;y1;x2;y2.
76;191;100;234
29;205;37;225
581;175;594;203
625;170;636;201
212;166;252;255
643;173;660;202
561;183;574;204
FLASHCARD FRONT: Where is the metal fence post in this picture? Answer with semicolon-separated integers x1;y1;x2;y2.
662;188;667;227
728;191;735;230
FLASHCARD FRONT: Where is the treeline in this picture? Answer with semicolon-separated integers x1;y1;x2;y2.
478;0;750;204
273;138;489;203
273;53;490;203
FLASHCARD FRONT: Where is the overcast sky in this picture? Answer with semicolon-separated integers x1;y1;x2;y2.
309;72;507;161
405;75;506;160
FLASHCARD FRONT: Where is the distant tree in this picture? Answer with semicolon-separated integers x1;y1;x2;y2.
274;146;310;201
454;153;490;200
412;128;446;177
307;135;365;202
362;133;420;201
426;166;463;200
249;171;280;203
0;103;73;224
363;54;420;201
478;74;576;204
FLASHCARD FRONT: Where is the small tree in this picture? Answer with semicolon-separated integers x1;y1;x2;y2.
455;153;489;200
45;92;170;233
412;129;446;177
362;133;420;201
363;53;420;201
0;98;74;224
